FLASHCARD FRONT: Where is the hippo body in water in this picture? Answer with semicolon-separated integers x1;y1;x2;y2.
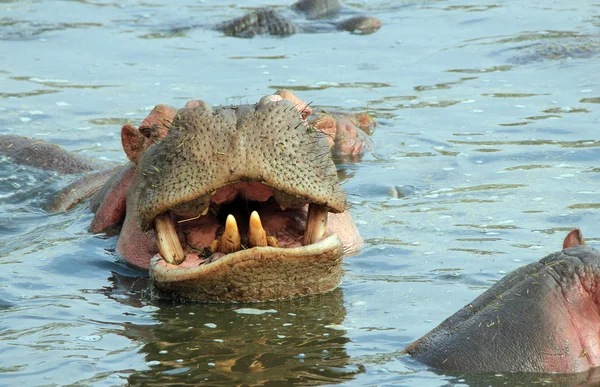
160;0;381;38
406;229;600;374
0;90;374;303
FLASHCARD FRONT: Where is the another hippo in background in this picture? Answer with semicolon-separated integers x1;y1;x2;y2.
0;90;374;303
406;228;600;374
156;0;381;38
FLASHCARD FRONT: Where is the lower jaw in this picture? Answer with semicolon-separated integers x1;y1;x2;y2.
149;234;344;303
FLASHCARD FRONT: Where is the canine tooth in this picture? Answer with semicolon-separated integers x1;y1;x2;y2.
154;213;185;265
219;214;241;253
303;204;328;246
267;236;279;247
248;211;267;247
279;204;287;211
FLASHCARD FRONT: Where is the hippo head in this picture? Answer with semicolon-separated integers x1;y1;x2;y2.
89;92;363;302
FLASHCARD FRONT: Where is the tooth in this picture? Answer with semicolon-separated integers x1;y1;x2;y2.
219;214;241;253
248;211;267;247
209;239;220;253
267;236;279;247
154;213;185;265
303;204;328;246
279;204;287;211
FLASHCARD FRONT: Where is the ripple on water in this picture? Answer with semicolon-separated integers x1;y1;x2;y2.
1;0;600;386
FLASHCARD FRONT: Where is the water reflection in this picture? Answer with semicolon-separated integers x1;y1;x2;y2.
268;82;391;91
445;65;512;73
414;77;478;92
449;139;600;148
1;0;599;384
0;19;101;40
102;274;361;386
0;89;61;99
9;76;118;89
440;367;600;387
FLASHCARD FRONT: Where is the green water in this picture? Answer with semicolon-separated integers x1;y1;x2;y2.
1;0;599;386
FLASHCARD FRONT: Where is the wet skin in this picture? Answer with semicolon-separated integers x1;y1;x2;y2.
177;0;382;38
5;93;600;374
0;90;375;303
406;229;600;374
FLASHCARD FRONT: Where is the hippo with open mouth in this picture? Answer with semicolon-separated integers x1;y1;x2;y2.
0;90;374;303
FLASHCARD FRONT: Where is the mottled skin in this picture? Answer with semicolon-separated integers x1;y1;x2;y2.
0;90;374;303
310;108;374;158
213;0;381;38
495;33;600;64
510;38;600;64
406;229;600;374
0;135;109;174
0;135;122;212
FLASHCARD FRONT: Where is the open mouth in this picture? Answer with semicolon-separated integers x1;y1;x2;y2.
150;182;332;268
129;97;351;302
147;181;346;303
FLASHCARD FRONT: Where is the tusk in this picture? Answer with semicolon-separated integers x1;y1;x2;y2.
154;213;185;265
303;203;328;246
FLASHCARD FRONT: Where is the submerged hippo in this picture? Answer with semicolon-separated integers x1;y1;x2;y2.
159;0;381;38
0;90;375;303
510;36;600;64
490;32;600;64
406;229;600;374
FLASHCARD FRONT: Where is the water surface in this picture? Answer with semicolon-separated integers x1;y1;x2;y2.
1;0;599;386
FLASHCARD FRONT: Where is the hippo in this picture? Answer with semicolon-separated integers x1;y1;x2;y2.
510;36;600;64
0;90;375;303
488;32;600;64
405;228;600;374
157;0;381;38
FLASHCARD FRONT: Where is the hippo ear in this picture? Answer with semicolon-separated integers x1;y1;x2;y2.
310;116;337;147
185;100;202;108
563;228;586;249
276;90;312;119
121;124;146;164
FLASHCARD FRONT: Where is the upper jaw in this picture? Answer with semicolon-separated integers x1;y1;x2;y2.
134;95;347;264
134;96;347;231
